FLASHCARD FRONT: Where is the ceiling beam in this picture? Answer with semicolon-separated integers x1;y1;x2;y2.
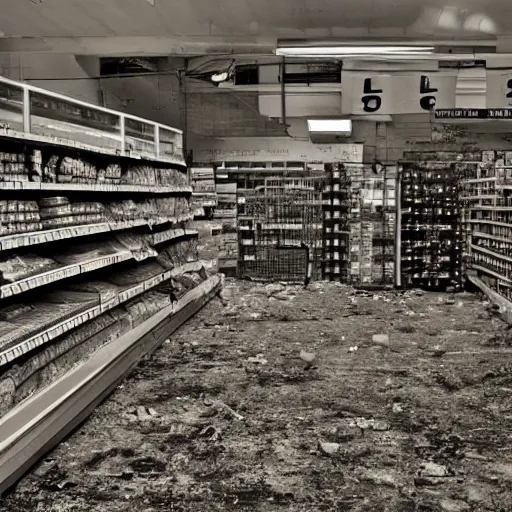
0;36;277;56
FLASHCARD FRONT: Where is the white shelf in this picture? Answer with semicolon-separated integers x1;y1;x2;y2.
0;128;187;168
0;181;192;194
473;231;512;244
0;213;195;252
152;228;198;245
0;260;207;366
471;264;512;284
0;273;222;496
471;244;512;264
0;250;133;299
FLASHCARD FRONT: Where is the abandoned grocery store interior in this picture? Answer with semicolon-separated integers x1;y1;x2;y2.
2;0;512;510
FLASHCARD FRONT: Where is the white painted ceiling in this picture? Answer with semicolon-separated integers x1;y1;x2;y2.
0;0;510;55
1;0;510;37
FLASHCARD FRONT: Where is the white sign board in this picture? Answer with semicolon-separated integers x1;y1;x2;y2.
193;138;363;163
342;72;457;115
486;71;512;108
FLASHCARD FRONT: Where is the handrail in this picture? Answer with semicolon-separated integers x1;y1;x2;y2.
0;75;182;134
0;74;184;163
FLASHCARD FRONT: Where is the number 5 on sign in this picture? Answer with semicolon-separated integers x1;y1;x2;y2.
486;71;512;109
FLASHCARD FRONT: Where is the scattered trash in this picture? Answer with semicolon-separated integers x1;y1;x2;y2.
372;334;390;347
429;345;447;358
136;406;154;422
349;418;389;432
199;425;222;441
361;470;396;487
299;350;316;364
265;283;285;297
348;346;358;353
440;499;470;512
214;401;245;421
52;480;77;491
248;355;268;365
419;461;449;478
392;403;403;414
318;441;340;456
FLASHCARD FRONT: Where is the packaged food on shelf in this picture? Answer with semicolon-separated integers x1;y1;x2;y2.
0;200;43;236
43;155;59;183
157;168;188;187
125;290;171;327
39;204;73;219
0;254;60;284
0;295;97;353
0;321;33;353
58;157;98;184
105;164;122;180
114;233;157;262
156;238;199;269
41;217;76;230
39;197;69;208
106;200;140;222
30;150;42;178
0;201;39;214
70;202;105;215
0;311;121;414
122;165;158;186
0;152;27;180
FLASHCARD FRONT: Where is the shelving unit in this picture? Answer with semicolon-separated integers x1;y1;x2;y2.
322;163;350;281
463;151;512;301
0;77;218;438
237;172;324;282
399;161;463;291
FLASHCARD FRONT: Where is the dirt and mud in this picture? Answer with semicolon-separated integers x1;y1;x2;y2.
2;280;512;511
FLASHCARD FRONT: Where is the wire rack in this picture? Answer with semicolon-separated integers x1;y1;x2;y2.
238;175;325;282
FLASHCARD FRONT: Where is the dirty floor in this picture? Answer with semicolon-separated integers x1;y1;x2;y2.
2;280;512;512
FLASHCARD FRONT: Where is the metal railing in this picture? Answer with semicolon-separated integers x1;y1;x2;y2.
0;75;184;164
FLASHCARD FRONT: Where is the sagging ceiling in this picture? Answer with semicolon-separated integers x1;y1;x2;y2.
0;0;510;56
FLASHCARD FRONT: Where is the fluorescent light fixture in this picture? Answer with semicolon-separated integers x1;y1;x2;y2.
307;119;352;133
276;45;434;57
211;71;229;82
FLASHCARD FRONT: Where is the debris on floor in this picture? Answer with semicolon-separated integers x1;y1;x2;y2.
2;279;512;511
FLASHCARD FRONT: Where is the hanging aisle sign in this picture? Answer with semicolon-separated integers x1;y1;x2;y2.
341;71;458;115
486;70;512;109
435;108;512;119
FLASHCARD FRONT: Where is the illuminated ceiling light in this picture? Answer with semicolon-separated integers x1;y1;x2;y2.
211;71;229;83
307;119;352;134
464;13;497;34
276;45;434;57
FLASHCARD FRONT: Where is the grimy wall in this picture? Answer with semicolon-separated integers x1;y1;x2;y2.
0;53;185;130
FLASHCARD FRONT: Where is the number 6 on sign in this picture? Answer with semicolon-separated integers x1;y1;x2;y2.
362;78;382;113
420;75;438;111
506;78;512;105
